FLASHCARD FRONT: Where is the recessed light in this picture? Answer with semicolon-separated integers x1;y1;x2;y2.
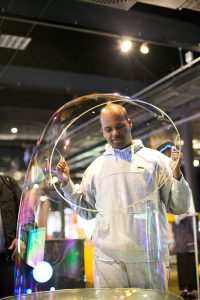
0;34;31;50
11;127;18;134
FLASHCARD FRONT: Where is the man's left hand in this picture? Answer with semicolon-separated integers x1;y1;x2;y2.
170;147;183;180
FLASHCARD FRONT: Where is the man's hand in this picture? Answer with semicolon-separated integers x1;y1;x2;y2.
170;147;183;181
56;158;70;187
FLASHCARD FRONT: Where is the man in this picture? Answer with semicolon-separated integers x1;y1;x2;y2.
0;175;21;298
57;103;190;289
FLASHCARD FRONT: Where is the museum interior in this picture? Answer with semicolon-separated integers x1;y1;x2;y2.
0;0;200;299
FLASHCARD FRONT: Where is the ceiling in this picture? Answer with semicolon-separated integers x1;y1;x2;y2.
0;0;200;184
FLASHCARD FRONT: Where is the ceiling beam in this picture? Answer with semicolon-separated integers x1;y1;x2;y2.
0;65;146;95
0;0;200;51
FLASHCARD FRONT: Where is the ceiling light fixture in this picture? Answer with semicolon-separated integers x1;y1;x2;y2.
120;40;132;53
140;43;149;54
11;127;18;134
185;50;193;63
0;34;31;50
193;160;199;167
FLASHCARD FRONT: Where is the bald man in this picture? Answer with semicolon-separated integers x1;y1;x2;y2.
57;103;190;290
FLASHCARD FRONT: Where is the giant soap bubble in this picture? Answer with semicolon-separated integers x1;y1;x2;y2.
15;94;181;296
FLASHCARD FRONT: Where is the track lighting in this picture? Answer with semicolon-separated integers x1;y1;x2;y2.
140;43;149;54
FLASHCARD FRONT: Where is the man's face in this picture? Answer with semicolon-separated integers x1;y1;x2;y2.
100;112;132;149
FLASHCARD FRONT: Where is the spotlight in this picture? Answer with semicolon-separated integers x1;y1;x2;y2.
120;40;132;53
140;43;149;54
193;160;199;167
11;127;18;134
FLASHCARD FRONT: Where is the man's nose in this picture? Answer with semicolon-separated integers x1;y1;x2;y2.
112;129;119;136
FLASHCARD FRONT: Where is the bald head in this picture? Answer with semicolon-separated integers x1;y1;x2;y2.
100;103;128;122
100;103;132;149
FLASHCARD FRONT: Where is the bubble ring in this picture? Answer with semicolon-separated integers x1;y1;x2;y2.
49;93;181;213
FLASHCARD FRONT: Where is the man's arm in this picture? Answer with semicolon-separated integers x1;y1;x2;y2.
160;149;190;214
163;176;190;214
56;159;97;220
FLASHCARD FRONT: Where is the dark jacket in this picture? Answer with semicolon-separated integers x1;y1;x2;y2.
0;176;21;250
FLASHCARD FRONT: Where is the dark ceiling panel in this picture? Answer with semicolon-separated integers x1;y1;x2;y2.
1;0;200;50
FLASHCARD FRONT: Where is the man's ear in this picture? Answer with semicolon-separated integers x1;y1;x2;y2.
100;127;105;138
128;118;132;128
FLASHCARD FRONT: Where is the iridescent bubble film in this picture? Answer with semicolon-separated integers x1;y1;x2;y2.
15;94;181;295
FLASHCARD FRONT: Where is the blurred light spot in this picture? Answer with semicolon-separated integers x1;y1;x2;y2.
185;50;193;63
193;160;199;167
33;261;53;283
40;195;47;202
52;176;59;184
13;171;23;181
65;139;70;146
11;127;18;134
140;43;149;54
120;40;132;53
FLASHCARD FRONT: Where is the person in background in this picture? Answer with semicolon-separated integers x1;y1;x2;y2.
173;196;198;300
0;175;21;298
56;103;190;290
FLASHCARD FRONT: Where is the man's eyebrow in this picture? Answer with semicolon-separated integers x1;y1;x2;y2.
104;122;125;128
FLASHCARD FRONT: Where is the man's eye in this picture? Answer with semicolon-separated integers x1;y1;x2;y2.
105;128;112;132
116;125;124;129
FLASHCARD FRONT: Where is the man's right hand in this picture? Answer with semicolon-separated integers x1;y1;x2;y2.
56;158;70;186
